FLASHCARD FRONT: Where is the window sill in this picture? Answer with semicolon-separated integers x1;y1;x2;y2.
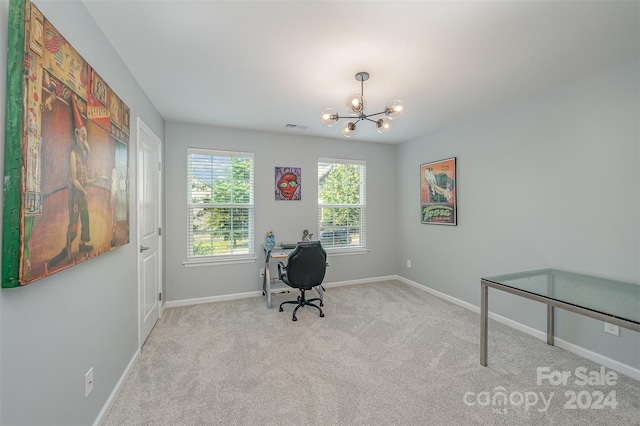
325;247;369;256
183;256;257;268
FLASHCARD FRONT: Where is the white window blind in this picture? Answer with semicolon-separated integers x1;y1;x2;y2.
317;158;366;249
187;149;254;261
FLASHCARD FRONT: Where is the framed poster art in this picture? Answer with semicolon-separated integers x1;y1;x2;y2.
275;167;301;201
2;0;130;287
420;157;457;225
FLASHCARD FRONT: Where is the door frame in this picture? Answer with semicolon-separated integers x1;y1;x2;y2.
136;117;163;348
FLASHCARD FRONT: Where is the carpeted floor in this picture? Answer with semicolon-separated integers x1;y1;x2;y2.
104;281;640;425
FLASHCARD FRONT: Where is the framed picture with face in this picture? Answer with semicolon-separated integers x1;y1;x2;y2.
275;167;301;201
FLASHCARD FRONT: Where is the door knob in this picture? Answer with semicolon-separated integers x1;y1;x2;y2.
140;245;150;253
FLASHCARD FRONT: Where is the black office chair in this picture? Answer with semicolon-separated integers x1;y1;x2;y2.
277;241;327;321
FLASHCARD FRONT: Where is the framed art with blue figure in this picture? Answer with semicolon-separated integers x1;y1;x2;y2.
420;157;456;225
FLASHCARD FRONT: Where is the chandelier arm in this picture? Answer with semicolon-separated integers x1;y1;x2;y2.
363;111;387;119
332;114;362;121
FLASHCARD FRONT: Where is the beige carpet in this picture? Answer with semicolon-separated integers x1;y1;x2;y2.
104;281;640;425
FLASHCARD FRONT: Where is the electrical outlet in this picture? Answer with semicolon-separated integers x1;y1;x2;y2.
604;323;619;336
85;368;94;398
259;268;265;277
406;259;411;268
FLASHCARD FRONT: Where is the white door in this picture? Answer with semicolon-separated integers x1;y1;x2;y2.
138;118;162;347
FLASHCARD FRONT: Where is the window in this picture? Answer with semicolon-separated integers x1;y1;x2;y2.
187;149;254;262
318;158;366;249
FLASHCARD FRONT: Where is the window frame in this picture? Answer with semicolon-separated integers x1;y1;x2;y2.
317;157;367;252
185;148;255;266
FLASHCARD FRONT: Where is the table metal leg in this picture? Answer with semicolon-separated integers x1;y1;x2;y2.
265;261;272;309
480;282;488;366
547;305;554;346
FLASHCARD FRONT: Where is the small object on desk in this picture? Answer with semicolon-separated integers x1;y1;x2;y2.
265;231;275;250
280;242;297;249
302;229;313;241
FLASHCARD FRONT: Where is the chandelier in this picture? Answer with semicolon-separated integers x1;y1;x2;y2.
321;72;404;137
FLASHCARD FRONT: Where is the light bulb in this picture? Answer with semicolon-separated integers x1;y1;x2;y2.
321;107;338;127
346;93;365;114
376;117;392;133
385;99;404;119
342;121;357;137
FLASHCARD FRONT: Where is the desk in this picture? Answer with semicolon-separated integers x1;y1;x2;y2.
480;269;640;367
262;244;324;309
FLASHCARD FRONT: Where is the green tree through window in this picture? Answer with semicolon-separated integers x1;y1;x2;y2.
318;159;366;248
188;150;254;259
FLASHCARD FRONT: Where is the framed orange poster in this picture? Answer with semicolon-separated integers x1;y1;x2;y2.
420;157;456;225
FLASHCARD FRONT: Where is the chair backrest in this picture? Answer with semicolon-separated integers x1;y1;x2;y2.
284;241;327;290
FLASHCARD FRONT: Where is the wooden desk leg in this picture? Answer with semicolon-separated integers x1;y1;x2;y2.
480;282;488;366
547;305;554;346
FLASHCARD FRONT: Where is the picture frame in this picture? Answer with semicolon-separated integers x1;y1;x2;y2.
2;0;131;287
420;157;457;225
275;166;301;201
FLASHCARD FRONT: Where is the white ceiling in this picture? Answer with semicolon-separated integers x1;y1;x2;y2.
83;1;640;144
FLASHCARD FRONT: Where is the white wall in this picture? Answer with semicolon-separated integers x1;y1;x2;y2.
0;1;164;424
164;122;398;301
397;59;640;369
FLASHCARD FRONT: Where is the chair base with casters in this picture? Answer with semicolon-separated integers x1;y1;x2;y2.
279;289;324;321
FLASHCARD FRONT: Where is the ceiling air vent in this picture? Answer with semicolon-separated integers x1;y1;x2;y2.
285;124;307;130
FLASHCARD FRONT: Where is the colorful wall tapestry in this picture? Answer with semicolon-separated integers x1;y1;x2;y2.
275;167;301;201
420;157;457;225
2;0;130;287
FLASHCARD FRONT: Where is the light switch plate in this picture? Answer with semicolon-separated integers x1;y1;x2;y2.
85;368;94;398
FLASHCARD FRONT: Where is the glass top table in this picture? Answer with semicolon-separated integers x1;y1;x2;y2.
480;268;640;367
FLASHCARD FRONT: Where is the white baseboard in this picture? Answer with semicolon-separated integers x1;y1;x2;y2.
323;275;398;288
165;290;263;308
396;275;640;381
93;348;140;426
164;276;397;308
397;275;480;313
